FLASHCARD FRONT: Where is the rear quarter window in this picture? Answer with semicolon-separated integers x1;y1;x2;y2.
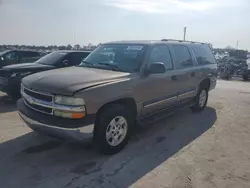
191;44;215;65
22;51;40;58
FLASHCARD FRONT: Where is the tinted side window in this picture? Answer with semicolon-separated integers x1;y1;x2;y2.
22;52;30;57
148;45;173;70
172;45;193;69
5;51;18;60
66;53;81;65
27;51;40;57
34;52;41;57
191;44;215;65
74;53;89;65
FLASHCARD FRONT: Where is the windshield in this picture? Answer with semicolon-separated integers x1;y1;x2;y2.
79;44;146;73
36;51;67;65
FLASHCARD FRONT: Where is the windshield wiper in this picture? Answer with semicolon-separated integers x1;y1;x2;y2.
97;62;121;71
80;61;94;68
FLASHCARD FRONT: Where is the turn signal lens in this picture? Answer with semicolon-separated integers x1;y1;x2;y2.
54;110;86;119
72;112;86;119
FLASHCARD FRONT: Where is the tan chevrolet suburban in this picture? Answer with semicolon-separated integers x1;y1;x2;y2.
17;40;217;154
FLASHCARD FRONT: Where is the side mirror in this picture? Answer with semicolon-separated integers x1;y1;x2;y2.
148;62;166;74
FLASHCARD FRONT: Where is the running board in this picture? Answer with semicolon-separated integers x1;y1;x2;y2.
138;100;195;126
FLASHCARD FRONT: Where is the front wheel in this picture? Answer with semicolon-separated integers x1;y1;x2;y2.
94;104;134;154
191;88;208;112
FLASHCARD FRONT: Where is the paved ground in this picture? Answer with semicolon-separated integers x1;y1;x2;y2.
1;80;250;188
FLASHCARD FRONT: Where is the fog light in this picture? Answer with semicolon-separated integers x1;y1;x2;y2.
54;110;86;119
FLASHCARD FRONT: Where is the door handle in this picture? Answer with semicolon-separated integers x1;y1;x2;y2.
191;72;195;77
171;75;177;81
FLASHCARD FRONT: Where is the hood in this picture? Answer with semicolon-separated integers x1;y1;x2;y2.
3;63;54;72
22;67;130;95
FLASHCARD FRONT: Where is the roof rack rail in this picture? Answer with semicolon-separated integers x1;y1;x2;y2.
161;39;204;44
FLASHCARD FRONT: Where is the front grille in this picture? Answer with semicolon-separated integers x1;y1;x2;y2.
22;86;54;114
24;88;52;102
24;99;53;114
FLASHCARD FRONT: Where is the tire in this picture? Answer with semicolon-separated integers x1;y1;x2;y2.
191;87;208;113
243;74;249;81
94;104;135;154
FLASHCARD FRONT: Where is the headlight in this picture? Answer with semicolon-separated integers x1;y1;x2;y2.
54;95;85;106
53;96;86;119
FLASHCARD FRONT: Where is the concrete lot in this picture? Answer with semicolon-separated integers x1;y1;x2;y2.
0;80;250;188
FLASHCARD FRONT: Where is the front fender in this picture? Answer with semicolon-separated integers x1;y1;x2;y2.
74;79;134;114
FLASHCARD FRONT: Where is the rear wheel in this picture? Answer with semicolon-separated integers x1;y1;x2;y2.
191;88;208;112
94;104;135;154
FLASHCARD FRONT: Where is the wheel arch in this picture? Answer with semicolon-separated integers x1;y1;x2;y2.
93;97;137;137
199;78;211;90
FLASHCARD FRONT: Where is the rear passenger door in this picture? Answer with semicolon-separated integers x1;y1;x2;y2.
170;44;197;102
190;44;217;90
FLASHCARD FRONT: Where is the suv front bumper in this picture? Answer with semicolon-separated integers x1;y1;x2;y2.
17;98;95;142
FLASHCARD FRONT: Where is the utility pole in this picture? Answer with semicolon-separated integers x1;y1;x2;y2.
183;27;187;41
73;28;75;46
236;40;239;49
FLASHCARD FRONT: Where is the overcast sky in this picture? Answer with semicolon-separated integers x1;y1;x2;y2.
0;0;249;49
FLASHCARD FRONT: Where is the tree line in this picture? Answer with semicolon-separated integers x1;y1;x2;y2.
0;44;97;51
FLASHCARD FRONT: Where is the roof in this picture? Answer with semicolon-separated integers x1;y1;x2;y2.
15;50;40;52
52;50;91;53
104;39;208;45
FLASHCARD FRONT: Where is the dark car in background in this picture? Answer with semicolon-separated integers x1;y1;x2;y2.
0;51;90;98
0;50;43;68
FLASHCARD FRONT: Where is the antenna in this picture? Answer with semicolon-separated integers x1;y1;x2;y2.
73;28;75;46
183;27;187;41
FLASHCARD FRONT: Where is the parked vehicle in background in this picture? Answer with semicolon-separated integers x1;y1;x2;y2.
0;51;90;99
40;51;52;56
17;40;217;154
243;58;250;81
0;50;43;68
218;50;248;80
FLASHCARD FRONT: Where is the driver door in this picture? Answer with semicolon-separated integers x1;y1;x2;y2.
137;45;179;116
